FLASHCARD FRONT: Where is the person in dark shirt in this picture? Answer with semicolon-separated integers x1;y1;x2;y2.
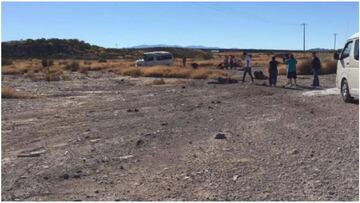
268;56;279;86
182;57;187;67
311;52;321;87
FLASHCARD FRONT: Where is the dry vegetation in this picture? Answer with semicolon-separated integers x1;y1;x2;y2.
1;87;34;99
1;52;336;80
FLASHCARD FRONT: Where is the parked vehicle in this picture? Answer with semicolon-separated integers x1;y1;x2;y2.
334;32;359;102
135;51;174;67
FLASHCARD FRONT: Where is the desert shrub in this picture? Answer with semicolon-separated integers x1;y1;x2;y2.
65;61;80;72
59;61;69;65
150;78;166;85
121;67;142;77
98;57;107;63
48;60;54;66
47;71;62;81
2;87;33;99
208;70;228;79
190;68;210;79
296;59;312;75
84;61;92;65
141;66;170;77
2;58;13;66
321;59;337;74
2;66;27;75
41;59;48;68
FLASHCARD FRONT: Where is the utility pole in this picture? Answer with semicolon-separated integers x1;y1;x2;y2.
301;23;307;57
333;33;337;51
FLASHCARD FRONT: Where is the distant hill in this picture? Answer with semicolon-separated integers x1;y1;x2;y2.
131;44;220;50
2;38;335;60
2;38;214;60
2;38;105;59
307;48;334;52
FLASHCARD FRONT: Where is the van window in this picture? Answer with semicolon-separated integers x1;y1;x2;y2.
341;41;353;59
354;40;359;61
145;56;154;61
156;55;172;61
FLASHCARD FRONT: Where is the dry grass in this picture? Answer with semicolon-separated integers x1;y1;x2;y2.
321;59;337;74
2;87;34;99
2;52;335;80
150;78;166;85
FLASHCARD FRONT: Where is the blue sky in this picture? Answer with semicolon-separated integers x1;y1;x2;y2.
2;2;359;50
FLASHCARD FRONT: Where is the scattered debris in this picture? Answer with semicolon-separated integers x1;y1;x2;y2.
127;108;139;112
287;149;299;155
136;139;144;146
61;174;70;180
233;175;239;181
254;71;268;80
17;149;46;158
214;132;226;139
90;139;101;143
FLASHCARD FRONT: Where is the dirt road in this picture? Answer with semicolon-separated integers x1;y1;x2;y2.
2;72;358;201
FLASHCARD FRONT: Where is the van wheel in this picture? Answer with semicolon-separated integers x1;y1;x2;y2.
341;79;352;103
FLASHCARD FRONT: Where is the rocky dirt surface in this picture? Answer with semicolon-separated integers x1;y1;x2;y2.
2;71;358;201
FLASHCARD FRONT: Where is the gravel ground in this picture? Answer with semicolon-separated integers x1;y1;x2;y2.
1;71;358;201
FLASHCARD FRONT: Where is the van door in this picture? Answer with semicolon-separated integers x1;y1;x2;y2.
145;55;155;66
349;39;359;97
339;40;354;91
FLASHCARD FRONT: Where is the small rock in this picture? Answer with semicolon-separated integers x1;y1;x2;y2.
233;175;239;181
136;139;144;146
189;141;192;144
214;132;226;139
288;149;299;155
61;174;70;180
90;139;100;143
73;174;81;179
161;122;168;126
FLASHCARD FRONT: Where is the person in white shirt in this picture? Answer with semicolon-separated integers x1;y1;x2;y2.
242;52;254;83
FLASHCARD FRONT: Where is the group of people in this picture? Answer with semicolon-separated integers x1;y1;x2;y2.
239;52;322;88
223;55;240;69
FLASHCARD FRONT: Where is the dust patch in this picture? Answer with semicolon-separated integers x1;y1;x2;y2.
302;88;339;97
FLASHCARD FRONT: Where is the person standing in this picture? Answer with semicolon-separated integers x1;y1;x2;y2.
311;52;321;87
182;56;187;67
229;55;234;69
284;54;297;86
242;52;254;83
268;56;279;86
224;55;229;69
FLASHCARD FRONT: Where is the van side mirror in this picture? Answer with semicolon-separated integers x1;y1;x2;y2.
333;52;339;60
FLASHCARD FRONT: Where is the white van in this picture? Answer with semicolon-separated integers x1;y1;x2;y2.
334;32;359;102
135;51;174;67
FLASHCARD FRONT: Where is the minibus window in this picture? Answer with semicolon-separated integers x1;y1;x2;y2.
341;41;353;59
145;56;154;61
354;40;359;61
